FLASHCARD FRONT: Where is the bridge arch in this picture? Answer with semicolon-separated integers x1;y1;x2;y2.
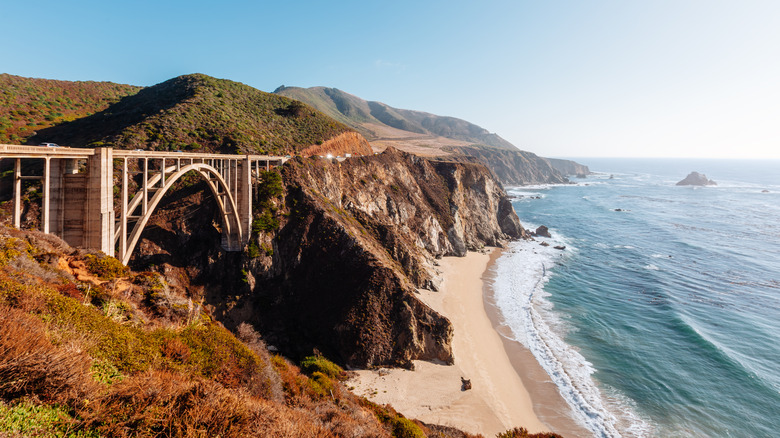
119;162;243;265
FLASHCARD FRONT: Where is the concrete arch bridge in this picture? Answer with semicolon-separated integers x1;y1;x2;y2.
1;145;288;264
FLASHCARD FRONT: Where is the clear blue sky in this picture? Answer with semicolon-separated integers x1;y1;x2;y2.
3;0;779;159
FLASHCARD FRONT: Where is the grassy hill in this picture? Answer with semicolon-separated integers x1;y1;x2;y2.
0;74;141;144
29;74;354;155
274;86;517;152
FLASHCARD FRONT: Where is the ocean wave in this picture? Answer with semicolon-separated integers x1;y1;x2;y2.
493;239;652;437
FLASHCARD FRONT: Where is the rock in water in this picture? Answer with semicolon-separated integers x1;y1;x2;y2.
535;225;552;238
676;171;717;186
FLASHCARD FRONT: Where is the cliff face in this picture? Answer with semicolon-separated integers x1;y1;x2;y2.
447;146;570;186
129;147;523;369
240;147;522;368
546;158;591;177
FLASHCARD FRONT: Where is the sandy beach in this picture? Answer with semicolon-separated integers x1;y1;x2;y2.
349;249;582;436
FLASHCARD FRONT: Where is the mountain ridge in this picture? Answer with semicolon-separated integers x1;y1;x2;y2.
274;85;590;184
274;86;517;151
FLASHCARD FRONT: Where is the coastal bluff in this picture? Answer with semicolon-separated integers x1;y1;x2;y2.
676;171;717;186
128;147;525;369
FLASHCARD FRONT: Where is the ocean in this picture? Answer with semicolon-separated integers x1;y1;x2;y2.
494;158;780;437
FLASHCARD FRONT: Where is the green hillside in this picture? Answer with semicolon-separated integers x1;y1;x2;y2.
30;74;353;155
0;74;141;144
274;86;517;150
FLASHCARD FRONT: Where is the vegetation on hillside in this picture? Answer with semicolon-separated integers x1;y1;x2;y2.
0;74;141;144
2;225;526;438
274;85;517;150
29;74;353;155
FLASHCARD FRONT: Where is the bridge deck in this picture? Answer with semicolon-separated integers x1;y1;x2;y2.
0;144;288;162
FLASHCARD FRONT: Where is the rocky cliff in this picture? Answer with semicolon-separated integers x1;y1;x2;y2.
447;146;570;186
129;147;523;369
546;158;591;178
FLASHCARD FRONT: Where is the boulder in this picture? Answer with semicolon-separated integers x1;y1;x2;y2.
535;225;552;238
676;172;717;186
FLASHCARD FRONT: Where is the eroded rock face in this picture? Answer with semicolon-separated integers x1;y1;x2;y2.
130;147;524;369
676;171;717;186
546;158;591;178
448;146;570;186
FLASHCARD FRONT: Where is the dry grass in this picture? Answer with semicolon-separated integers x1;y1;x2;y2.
77;370;347;438
0;306;95;404
236;322;285;403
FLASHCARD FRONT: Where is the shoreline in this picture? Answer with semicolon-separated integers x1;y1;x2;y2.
348;248;585;436
482;249;590;438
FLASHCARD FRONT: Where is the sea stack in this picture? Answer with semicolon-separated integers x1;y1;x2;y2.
676;171;717;186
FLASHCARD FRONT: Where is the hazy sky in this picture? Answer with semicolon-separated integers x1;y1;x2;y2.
3;1;780;159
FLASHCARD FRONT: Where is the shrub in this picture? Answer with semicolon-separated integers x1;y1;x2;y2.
0;401;98;438
246;240;260;258
360;398;426;438
308;371;336;398
0;236;23;266
84;253;128;280
178;323;268;391
300;355;346;381
392;417;426;438
252;210;279;233
257;170;283;202
496;427;565;438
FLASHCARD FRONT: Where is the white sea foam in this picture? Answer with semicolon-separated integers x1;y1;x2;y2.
493;237;652;438
644;264;660;271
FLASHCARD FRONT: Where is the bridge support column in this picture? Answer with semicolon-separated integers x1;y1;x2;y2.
48;158;65;237
12;159;21;228
84;148;115;256
237;156;253;246
42;158;50;234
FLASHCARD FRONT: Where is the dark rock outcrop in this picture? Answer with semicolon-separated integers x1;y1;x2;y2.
676;172;717;186
535;225;552;238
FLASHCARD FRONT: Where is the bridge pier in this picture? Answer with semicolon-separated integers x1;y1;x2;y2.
12;158;21;228
84;147;115;256
236;157;253;251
